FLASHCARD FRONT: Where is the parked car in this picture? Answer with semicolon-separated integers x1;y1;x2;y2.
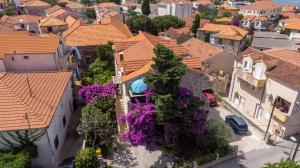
225;115;248;134
202;92;217;107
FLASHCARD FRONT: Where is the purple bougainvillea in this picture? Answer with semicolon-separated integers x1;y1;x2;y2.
120;99;158;150
78;83;117;104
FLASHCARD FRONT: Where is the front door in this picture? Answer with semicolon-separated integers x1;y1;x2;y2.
255;104;263;120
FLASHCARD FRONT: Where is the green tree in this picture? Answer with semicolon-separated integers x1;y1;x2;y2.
75;148;100;168
95;42;114;70
78;97;116;147
264;159;300;168
152;15;185;33
191;14;201;34
81;43;115;85
45;0;58;6
233;14;244;20
83;8;96;20
4;3;16;16
222;11;232;18
141;0;150;15
0;152;31;168
280;29;291;36
126;15;158;35
145;44;187;122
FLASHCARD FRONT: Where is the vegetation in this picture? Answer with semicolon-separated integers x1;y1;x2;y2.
4;3;16;16
191;14;201;34
0;152;31;168
75;148;100;168
83;8;96;20
152;15;185;33
199;8;218;21
221;11;232;18
196;153;217;166
126;15;185;35
78;95;117;149
45;0;58;6
264;159;300;168
81;43;115;85
126;15;158;35
121;44;207;159
280;29;291;36
233;14;244;20
141;0;150;15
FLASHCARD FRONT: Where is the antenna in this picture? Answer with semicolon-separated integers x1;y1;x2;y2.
25;73;33;97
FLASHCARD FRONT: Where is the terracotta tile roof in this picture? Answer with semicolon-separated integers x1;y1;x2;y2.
63;17;133;46
0;71;72;132
282;18;300;31
0;15;41;24
243;15;267;21
264;48;300;67
219;4;238;11
66;1;85;9
182;38;222;62
282;5;296;13
199;23;248;40
0;32;59;58
97;2;120;8
183;17;193;27
24;0;51;7
65;15;77;27
0;24;12;32
240;47;300;89
215;17;232;22
196;0;213;5
241;0;281;10
122;62;152;82
115;32;201;74
46;5;62;14
39;16;67;26
48;8;81;20
282;12;300;19
165;27;191;39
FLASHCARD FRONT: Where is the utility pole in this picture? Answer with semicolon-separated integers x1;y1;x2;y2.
264;97;278;140
292;142;299;161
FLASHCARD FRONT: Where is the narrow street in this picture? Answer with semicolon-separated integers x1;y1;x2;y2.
210;105;300;168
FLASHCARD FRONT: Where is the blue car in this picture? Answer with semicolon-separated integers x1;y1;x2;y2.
225;115;248;134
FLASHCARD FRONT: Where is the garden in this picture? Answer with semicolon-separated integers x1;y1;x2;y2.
75;42;234;167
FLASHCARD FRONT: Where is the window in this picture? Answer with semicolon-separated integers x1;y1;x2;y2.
218;39;223;45
62;115;66;127
47;27;53;33
243;61;248;68
54;135;59;149
23;56;29;59
11;56;15;61
230;40;234;46
255;22;260;26
61;100;64;108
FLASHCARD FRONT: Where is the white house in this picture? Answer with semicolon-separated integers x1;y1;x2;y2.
158;0;192;19
225;0;248;7
228;47;300;137
239;0;282;19
0;71;73;168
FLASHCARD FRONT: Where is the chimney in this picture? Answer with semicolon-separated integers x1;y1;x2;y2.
119;52;124;62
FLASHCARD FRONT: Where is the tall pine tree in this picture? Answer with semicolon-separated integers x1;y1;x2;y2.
142;0;150;15
191;14;201;35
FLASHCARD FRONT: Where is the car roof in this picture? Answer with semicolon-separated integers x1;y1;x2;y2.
231;116;247;126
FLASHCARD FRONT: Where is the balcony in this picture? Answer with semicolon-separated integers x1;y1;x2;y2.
273;108;289;123
236;68;265;88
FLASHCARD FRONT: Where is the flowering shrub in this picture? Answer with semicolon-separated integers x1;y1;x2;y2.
120;100;159;150
78;83;117;104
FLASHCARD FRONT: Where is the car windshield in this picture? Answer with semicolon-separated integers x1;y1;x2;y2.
239;124;248;129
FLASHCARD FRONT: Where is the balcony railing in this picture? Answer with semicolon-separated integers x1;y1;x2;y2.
273;108;289;123
236;68;265;88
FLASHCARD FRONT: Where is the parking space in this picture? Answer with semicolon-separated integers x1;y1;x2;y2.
208;105;270;154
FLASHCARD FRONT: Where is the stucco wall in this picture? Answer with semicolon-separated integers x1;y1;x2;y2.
0;59;6;72
0;80;73;168
239;7;281;18
4;53;58;72
204;51;235;75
